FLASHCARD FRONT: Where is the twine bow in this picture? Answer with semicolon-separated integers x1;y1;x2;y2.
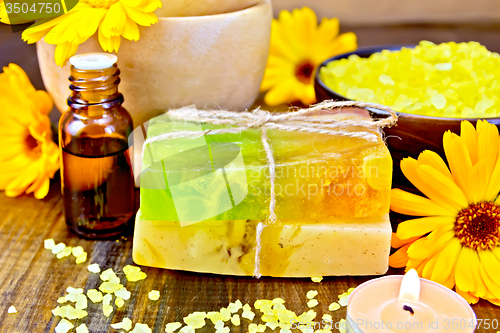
143;100;397;278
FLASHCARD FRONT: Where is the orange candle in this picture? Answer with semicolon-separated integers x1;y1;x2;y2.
346;270;477;333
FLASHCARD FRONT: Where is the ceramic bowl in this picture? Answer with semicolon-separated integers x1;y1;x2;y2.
154;0;259;17
314;45;500;189
37;0;272;128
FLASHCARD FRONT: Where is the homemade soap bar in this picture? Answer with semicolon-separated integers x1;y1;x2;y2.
133;213;391;277
132;110;393;276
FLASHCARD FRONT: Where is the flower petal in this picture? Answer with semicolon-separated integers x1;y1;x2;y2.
417;164;468;209
460;120;478;165
406;225;455;261
455;287;479;304
263;79;297;106
417;150;453;181
391;232;420;248
396;216;454;240
390;188;456;217
430;239;461;288
389;243;411;268
443;131;473;202
400;157;462;212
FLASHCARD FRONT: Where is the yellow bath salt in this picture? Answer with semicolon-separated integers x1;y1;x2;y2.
87;263;100;273
338;319;347;333
183;311;207;329
100;268;119;282
87;289;104;303
112;317;133;331
297;310;317;323
328;302;340;311
52;305;87;320
130;323;152;333
7;305;17;313
99;280;124;294
165;322;182;333
207;311;223;324
148;290;160;301
311;276;323;283
314;329;332;333
44;239;55;250
249;323;258;333
179;326;195;333
320;41;500;118
228;300;243;313
72;246;84;257
51;242;66;254
76;252;87;264
115;287;131;300
306;290;318;299
76;323;89;333
215;320;225;330
266;321;279;330
241;308;255;321
216;327;230;333
219;307;231;321
75;294;87;310
307;299;319;308
322;314;333;322
56;246;73;259
231;314;241;326
55;319;74;333
123;265;147;282
103;293;113;317
115;297;125;308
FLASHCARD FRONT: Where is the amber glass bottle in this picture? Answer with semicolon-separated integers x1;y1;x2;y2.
59;53;135;239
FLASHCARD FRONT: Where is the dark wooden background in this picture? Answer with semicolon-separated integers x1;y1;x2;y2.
1;22;500;332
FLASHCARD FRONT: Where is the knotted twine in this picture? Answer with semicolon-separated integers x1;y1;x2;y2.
144;100;398;278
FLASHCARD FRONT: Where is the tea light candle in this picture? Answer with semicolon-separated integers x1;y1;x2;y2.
346;270;477;333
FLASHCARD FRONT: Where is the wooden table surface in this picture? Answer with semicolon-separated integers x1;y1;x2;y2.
1;22;500;332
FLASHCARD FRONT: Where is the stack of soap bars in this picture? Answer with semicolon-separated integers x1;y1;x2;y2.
132;108;393;277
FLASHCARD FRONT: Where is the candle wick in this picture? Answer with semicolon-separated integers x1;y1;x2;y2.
402;305;414;315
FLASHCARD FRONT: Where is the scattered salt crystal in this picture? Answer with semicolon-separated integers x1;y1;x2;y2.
99;281;123;294
257;324;266;332
322;314;333;321
111;322;123;329
87;289;104;303
307;299;319;308
57;297;67;304
306;290;318;299
165;322;182;333
8;305;17;313
338;319;347;333
242;309;255;320
311;276;323;283
76;252;87;264
115;297;125;308
183;312;206;329
56;246;72;259
100;268;118;281
76;323;89;333
338;296;349;307
249;323;258;333
266;321;279;330
130;323;152;333
431;94;447;110
88;263;100;273
148;290;160;301
242;303;252;311
103;304;113;317
52;243;66;254
179;326;195;333
75;294;87;310
122;317;133;331
55;319;74;333
280;329;291;333
216;327;230;333
379;74;395;86
220;307;231;321
115;287;131;300
72;246;84;257
215;319;224;330
44;239;55;250
231;314;240;326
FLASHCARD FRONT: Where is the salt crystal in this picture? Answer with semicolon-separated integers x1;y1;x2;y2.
52;243;66;254
148;290;160;301
165;322;182;333
55;319;74;333
7;305;17;313
76;324;89;333
44;239;55;250
87;263;100;273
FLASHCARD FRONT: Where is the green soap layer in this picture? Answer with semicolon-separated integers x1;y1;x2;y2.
139;112;392;223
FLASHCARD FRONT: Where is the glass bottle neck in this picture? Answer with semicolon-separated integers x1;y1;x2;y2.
68;64;123;107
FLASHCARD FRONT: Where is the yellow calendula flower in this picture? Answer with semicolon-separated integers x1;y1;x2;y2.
390;120;500;305
21;0;162;67
260;7;357;106
0;64;59;199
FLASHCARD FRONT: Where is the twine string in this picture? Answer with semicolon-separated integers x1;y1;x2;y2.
143;100;397;278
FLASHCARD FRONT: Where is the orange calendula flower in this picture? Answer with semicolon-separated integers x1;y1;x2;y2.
390;120;500;305
260;7;357;106
0;64;59;199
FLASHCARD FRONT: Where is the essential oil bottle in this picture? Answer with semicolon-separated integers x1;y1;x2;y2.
58;53;135;239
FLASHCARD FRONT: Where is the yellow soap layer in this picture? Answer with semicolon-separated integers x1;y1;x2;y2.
132;212;391;277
